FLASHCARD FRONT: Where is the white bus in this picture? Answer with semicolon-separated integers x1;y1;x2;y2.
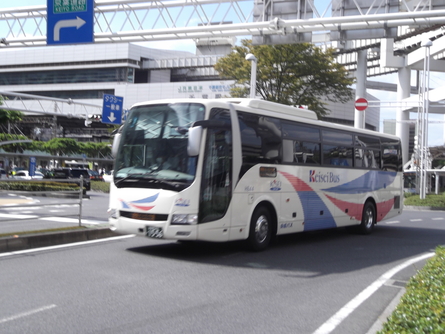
108;99;403;250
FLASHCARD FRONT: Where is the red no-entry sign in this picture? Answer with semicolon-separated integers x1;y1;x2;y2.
355;98;368;111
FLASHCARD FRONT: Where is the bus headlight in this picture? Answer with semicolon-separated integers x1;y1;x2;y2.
172;214;198;225
108;208;118;219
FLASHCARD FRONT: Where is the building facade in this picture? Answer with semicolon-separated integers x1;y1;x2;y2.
1;42;379;129
0;42;380;171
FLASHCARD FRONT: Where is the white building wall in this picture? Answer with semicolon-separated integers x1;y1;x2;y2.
0;43;379;130
323;92;380;131
149;70;171;83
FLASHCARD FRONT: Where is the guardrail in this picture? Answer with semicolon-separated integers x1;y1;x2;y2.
0;177;85;226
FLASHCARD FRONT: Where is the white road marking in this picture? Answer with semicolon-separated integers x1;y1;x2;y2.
0;213;38;219
0;234;136;258
432;217;444;220
0;304;57;324
38;217;106;225
410;219;423;222
385;221;400;224
312;252;435;334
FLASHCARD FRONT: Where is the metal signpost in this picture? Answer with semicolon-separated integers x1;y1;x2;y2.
102;94;123;125
47;0;94;45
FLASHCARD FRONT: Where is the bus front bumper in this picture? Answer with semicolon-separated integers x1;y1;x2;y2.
109;217;198;240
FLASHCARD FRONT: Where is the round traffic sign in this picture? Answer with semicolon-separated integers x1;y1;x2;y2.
355;98;368;111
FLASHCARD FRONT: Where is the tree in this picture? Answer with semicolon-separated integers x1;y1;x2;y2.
214;40;354;118
80;142;111;158
0;95;23;125
0;133;30;153
44;138;80;156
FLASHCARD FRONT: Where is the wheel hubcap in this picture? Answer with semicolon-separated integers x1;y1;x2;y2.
365;207;374;228
255;215;269;243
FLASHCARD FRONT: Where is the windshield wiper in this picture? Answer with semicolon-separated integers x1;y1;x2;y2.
139;176;181;188
114;172;144;185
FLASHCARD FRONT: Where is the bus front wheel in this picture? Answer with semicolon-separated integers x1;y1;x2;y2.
248;206;272;251
358;201;376;235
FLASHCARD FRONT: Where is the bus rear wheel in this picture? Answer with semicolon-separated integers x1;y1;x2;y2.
358;201;376;235
248;207;272;251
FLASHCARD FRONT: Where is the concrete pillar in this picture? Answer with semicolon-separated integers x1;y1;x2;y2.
355;50;367;129
396;67;411;165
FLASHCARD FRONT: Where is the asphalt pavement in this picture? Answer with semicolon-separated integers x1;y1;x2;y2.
0;190;116;253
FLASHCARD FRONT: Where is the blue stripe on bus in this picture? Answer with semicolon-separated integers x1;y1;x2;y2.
130;193;160;204
322;171;397;194
298;190;337;231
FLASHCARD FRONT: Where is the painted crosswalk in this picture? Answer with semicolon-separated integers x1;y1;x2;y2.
0;212;106;225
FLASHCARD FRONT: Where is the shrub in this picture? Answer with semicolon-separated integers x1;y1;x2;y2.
0;181;80;192
91;181;110;193
404;192;445;207
378;246;445;333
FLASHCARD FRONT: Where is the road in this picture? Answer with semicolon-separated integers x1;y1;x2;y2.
0;205;444;333
0;191;109;234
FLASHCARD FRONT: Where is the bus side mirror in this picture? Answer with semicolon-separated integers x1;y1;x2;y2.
187;126;202;157
111;133;121;157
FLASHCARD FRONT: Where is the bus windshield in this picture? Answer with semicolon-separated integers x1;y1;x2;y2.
114;103;205;190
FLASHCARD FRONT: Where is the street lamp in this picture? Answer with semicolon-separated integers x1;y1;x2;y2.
245;53;257;99
418;39;432;199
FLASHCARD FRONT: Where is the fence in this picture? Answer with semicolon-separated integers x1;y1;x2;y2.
0;178;85;227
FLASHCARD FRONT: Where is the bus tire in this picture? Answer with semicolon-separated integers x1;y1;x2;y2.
248;206;272;251
358;201;376;235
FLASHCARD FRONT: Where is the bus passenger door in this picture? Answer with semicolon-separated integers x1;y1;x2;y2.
199;109;233;235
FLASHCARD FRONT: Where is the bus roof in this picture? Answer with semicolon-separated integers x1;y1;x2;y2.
131;98;317;120
221;99;318;120
129;98;400;141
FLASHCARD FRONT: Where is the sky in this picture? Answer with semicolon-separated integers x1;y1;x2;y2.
2;0;444;146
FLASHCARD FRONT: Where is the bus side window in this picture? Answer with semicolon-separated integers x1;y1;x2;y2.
323;145;352;166
292;141;320;164
262;143;282;163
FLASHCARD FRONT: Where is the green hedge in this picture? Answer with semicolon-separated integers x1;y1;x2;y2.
0;180;110;193
91;181;110;193
404;192;445;207
0;181;80;192
379;246;445;333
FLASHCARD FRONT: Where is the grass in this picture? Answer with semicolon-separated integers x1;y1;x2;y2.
378;246;445;333
91;181;110;193
404;191;445;207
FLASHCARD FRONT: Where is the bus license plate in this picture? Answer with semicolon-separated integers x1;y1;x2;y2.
146;226;163;239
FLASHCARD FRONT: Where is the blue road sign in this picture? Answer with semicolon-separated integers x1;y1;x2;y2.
29;157;36;177
102;94;123;125
47;0;94;45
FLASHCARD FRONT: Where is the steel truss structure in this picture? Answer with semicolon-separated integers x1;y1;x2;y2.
0;0;444;48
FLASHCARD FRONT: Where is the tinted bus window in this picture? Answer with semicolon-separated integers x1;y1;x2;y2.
355;135;381;169
282;122;320;141
381;139;402;171
238;112;282;175
323;145;353;167
322;130;353;145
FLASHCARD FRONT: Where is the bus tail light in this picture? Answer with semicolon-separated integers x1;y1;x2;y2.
172;214;198;225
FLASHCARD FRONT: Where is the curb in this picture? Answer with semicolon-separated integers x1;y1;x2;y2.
0;228;118;253
366;288;406;334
